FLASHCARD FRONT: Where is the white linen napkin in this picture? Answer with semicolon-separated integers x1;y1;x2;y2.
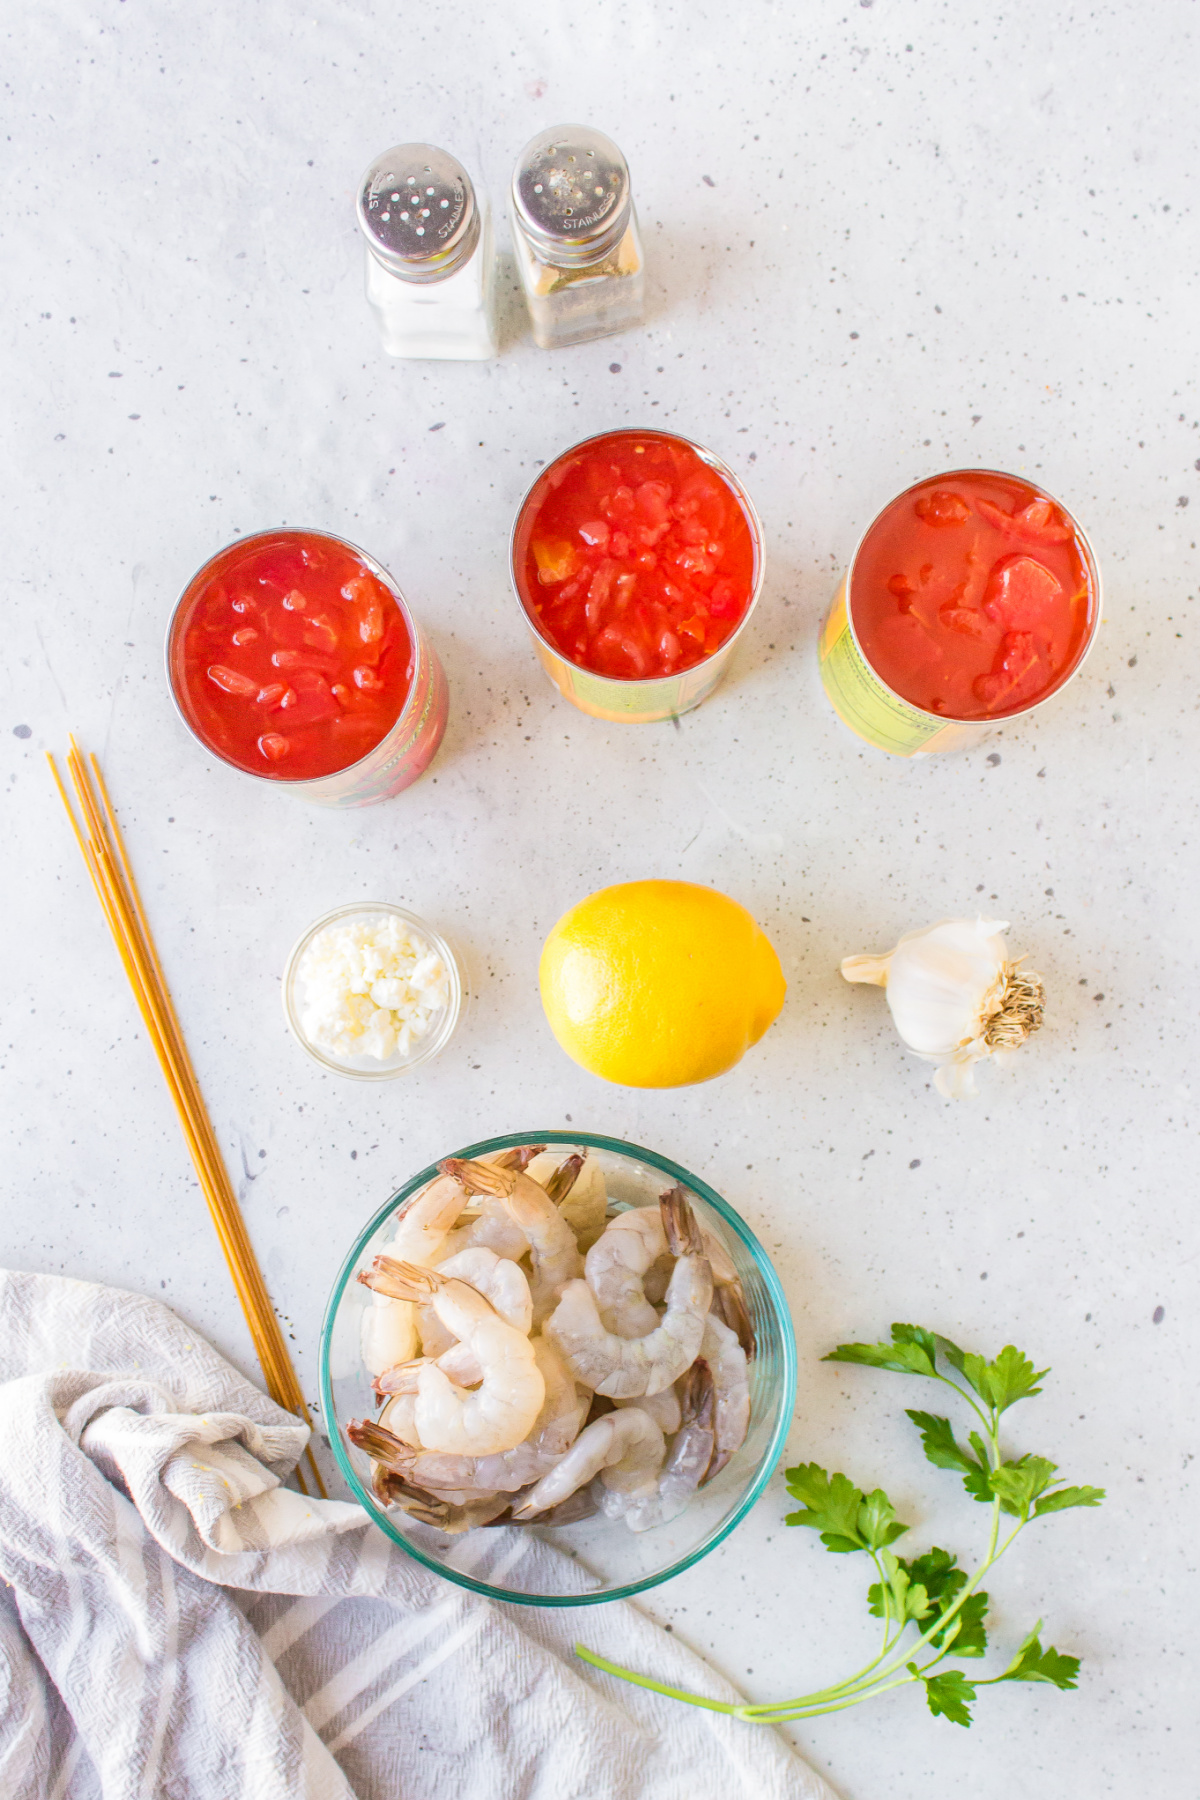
0;1269;834;1800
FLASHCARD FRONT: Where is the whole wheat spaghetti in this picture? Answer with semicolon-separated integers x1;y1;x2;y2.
48;739;326;1499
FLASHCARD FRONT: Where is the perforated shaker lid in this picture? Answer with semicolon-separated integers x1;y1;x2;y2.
511;125;632;265
357;144;480;283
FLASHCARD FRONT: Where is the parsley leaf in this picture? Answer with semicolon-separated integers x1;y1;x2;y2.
919;1667;977;1727
824;1321;939;1379
998;1625;1081;1689
906;1410;993;1505
946;1343;1049;1414
784;1464;908;1553
989;1454;1060;1517
871;1549;989;1655
1033;1484;1106;1517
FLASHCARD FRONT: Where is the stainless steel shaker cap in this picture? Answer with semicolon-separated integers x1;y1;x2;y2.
511;125;632;266
357;144;480;283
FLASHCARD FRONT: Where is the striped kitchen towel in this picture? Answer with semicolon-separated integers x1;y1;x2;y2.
0;1270;834;1800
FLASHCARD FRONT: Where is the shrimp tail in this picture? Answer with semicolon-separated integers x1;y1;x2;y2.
347;1417;411;1471
494;1144;547;1172
545;1153;584;1204
711;1283;756;1359
439;1157;515;1199
361;1255;441;1303
374;1357;433;1397
677;1357;716;1434
659;1185;705;1258
489;1487;599;1528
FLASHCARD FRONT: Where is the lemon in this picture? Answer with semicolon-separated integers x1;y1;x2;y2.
539;879;786;1088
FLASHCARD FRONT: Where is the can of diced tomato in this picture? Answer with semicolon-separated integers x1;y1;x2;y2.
166;528;448;807
819;469;1102;756
510;428;764;723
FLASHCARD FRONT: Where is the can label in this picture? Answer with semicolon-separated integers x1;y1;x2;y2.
535;637;728;724
818;580;977;757
299;636;449;808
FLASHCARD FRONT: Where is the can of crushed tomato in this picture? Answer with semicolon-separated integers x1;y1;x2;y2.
510;428;765;724
166;528;448;807
819;469;1102;756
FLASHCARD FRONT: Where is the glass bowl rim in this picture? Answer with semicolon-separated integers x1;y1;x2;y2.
282;901;464;1082
319;1128;798;1607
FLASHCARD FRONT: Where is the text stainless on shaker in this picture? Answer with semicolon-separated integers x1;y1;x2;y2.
357;144;497;360
510;125;645;350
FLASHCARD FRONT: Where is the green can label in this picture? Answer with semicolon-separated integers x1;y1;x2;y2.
819;580;974;757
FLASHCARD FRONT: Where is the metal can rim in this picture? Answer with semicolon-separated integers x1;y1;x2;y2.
508;427;766;694
842;466;1103;727
164;527;432;792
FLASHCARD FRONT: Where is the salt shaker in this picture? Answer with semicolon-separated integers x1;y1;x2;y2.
357;144;497;360
510;126;645;350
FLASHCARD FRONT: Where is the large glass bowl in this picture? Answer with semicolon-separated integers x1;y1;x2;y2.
320;1130;796;1607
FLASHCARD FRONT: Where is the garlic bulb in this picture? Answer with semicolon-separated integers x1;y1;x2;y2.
841;918;1044;1099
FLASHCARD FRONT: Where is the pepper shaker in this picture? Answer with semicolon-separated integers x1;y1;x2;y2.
510;125;645;350
357;144;497;360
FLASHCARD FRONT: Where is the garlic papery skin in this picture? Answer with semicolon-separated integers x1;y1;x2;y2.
841;918;1045;1099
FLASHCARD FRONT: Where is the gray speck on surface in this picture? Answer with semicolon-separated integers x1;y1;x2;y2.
986;752;1001;766
429;422;445;432
1153;1305;1165;1323
609;363;622;373
13;725;31;739
909;1158;921;1169
702;175;715;187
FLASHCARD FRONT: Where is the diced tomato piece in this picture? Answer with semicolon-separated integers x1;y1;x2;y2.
634;482;672;529
914;490;970;527
708;580;741;619
976;497;1074;543
974;631;1050;710
600;484;635;523
257;733;291;761
353;665;384;691
256;682;287;707
939;606;987;638
578;520;610;548
231;627;259;647
982;555;1063;629
532;538;579;584
282;588;307;611
207;665;258;697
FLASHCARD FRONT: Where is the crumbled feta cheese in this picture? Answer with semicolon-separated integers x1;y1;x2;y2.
296;914;450;1062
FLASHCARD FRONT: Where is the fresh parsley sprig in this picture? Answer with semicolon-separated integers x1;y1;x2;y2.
576;1324;1103;1729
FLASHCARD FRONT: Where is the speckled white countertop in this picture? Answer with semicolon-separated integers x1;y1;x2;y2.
3;2;1197;1795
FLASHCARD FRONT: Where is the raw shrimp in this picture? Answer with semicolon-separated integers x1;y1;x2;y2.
710;1282;756;1359
357;1425;510;1532
700;1312;751;1480
360;1167;470;1374
377;1337;587;1495
490;1488;598;1528
436;1247;533;1335
702;1229;756;1358
378;1392;421;1446
430;1145;544;1263
440;1158;583;1327
545;1187;713;1398
527;1150;609;1252
376;1339;482;1395
584;1203;668;1339
605;1361;716;1533
512;1407;665;1519
358;1257;544;1455
614;1385;681;1436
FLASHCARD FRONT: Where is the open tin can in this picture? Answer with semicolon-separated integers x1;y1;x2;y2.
819;469;1102;756
166;528;448;807
510;429;764;723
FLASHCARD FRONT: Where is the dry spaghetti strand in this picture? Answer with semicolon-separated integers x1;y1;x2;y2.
48;743;326;1500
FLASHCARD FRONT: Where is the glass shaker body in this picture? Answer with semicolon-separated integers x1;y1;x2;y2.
511;126;645;350
358;144;498;362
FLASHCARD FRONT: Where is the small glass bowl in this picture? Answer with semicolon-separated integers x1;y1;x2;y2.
320;1131;797;1606
283;902;463;1081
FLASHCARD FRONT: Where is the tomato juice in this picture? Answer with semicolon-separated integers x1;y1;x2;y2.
513;431;757;684
848;471;1096;722
170;532;417;782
